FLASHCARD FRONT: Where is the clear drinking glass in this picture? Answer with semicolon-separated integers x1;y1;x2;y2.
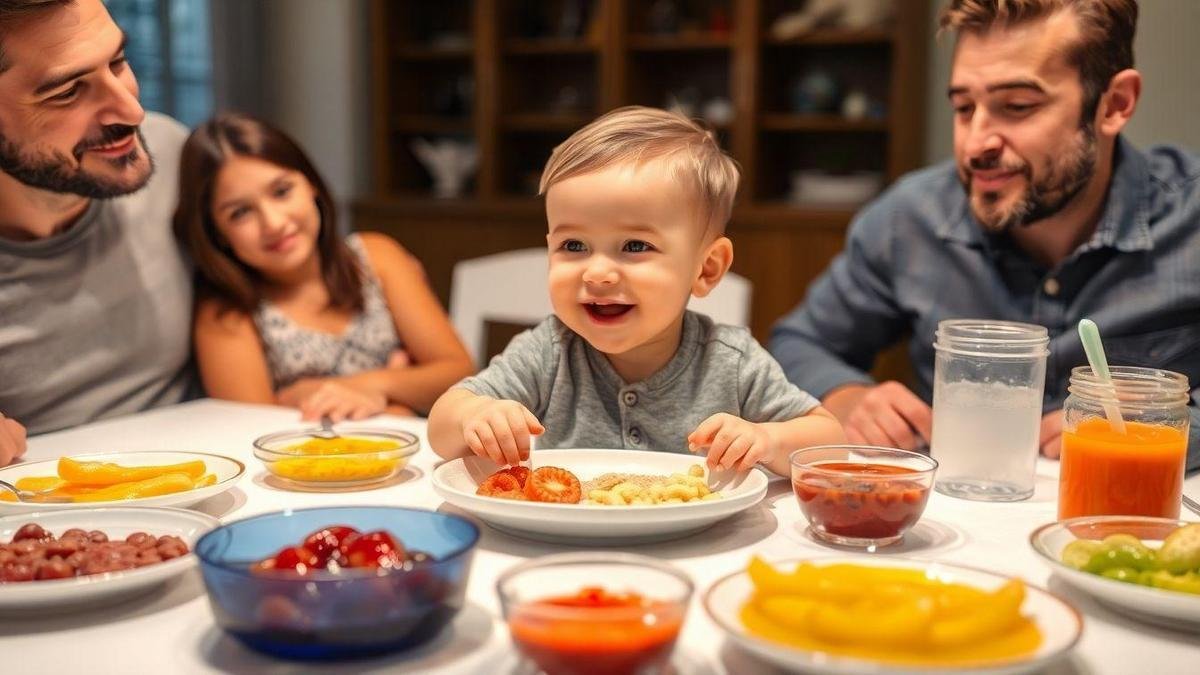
929;319;1049;502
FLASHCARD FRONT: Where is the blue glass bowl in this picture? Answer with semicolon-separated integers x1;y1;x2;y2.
195;506;479;660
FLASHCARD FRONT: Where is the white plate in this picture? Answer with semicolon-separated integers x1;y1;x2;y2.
1029;515;1200;631
432;449;769;544
0;451;244;514
0;507;220;612
704;556;1082;675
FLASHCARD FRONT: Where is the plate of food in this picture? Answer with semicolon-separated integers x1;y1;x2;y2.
431;449;769;544
0;451;244;514
1029;516;1200;630
704;556;1081;675
252;426;420;489
0;506;220;612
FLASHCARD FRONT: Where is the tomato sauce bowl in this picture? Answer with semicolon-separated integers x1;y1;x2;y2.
790;446;937;548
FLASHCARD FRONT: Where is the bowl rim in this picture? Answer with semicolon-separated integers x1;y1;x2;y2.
703;555;1083;672
194;505;480;580
496;551;695;621
252;426;421;458
788;445;938;478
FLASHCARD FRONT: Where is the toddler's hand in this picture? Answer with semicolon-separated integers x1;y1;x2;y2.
297;381;387;422
462;398;544;466
688;413;772;471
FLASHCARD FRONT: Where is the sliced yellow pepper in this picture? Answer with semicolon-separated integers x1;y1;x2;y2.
58;457;206;486
928;579;1024;648
70;472;197;502
193;473;218;488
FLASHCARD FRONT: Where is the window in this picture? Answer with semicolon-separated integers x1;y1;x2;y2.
106;0;213;127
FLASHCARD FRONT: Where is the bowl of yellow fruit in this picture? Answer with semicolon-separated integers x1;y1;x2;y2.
253;427;419;489
705;556;1082;674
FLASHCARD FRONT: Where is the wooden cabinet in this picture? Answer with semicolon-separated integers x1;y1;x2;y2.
355;0;926;380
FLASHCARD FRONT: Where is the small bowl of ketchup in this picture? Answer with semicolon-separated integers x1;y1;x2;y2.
497;552;692;675
790;445;938;548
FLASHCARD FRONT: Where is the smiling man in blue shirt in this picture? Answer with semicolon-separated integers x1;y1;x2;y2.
770;0;1200;471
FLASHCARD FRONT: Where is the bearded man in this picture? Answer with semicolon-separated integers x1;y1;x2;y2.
0;0;195;466
770;0;1200;471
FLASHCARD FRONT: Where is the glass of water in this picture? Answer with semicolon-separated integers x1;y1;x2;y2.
929;319;1049;502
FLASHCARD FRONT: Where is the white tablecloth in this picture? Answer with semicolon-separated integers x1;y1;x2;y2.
2;399;1198;674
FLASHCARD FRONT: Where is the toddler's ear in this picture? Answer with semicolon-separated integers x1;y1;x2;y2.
692;236;733;298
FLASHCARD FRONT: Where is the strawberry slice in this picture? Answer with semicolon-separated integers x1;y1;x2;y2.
524;466;582;503
502;465;531;488
477;470;521;497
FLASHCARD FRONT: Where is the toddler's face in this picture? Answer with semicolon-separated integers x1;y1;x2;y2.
545;160;710;357
209;155;321;280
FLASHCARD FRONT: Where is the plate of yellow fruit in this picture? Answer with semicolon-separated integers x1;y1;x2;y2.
704;556;1081;674
0;451;244;514
252;427;419;488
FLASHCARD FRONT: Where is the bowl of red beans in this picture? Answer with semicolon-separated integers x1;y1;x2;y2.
194;506;479;660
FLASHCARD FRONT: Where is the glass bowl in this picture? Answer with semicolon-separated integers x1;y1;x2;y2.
790;445;937;548
194;506;478;660
252;427;419;488
496;552;692;675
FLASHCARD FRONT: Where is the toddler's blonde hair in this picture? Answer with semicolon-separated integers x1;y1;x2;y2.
539;106;740;232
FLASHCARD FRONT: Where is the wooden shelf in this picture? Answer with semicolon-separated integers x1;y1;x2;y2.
767;28;893;47
628;33;732;51
392;115;473;134
504;38;597;55
760;114;888;133
395;44;473;61
501;113;595;132
736;202;859;229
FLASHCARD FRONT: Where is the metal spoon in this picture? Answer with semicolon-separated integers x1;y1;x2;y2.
0;479;73;504
1184;494;1200;518
313;415;341;440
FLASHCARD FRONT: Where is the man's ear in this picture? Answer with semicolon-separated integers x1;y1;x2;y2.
692;235;733;298
1095;68;1140;138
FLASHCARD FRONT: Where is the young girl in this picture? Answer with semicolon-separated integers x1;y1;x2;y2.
175;114;473;421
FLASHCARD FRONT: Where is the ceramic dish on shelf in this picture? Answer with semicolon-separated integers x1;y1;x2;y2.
0;451;244;514
0;507;219;613
432;449;768;545
252;426;419;488
1029;515;1200;631
704;556;1082;675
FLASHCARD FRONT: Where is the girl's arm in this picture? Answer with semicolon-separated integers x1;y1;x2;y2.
193;298;277;404
335;233;475;415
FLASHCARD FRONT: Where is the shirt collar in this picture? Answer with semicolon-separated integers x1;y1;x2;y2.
936;135;1153;254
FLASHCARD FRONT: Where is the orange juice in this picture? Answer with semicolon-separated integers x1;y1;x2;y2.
1058;418;1186;519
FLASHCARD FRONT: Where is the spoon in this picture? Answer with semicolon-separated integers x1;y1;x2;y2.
0;478;73;504
1078;319;1127;434
1183;494;1200;518
314;415;341;440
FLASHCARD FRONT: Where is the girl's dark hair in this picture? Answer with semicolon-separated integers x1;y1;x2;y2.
173;113;363;313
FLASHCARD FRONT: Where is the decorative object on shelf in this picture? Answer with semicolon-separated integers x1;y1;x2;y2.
557;0;589;39
411;138;479;199
549;85;585;113
707;5;732;36
432;74;474;117
771;0;894;39
840;88;869;120
429;32;471;50
790;69;841;114
665;86;702;118
702;97;734;127
647;0;681;35
789;170;884;206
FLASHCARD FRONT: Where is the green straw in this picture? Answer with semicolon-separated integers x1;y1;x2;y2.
1078;319;1127;434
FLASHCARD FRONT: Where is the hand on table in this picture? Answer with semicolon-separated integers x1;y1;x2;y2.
461;398;544;466
280;379;388;422
688;413;772;471
0;413;26;467
828;381;932;451
1039;409;1063;459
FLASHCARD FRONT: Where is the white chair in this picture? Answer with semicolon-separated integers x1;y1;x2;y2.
450;248;752;366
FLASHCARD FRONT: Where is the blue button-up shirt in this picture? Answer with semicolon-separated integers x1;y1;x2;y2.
769;137;1200;471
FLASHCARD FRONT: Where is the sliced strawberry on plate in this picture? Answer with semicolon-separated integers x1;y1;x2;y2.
477;470;521;497
502;465;531;488
524;466;582;503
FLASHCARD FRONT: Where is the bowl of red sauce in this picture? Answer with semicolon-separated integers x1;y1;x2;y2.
496;552;691;675
790;445;937;548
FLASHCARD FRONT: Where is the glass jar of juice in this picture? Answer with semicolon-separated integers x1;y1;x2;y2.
1058;366;1189;519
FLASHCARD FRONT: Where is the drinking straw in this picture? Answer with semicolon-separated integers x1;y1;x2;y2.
1078;319;1127;434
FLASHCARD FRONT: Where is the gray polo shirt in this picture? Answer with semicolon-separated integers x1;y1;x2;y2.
457;311;819;453
0;112;195;435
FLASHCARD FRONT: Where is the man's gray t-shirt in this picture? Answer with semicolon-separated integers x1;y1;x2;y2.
457;311;820;453
0;112;195;434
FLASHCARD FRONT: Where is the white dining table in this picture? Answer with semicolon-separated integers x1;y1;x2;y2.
1;398;1198;674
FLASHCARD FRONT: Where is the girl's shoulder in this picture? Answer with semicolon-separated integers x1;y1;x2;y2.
354;232;417;270
194;294;256;335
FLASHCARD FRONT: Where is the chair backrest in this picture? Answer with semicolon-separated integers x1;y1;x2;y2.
450;248;753;365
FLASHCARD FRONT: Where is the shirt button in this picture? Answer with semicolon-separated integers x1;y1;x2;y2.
622;391;638;406
1043;277;1061;296
629;427;642;445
